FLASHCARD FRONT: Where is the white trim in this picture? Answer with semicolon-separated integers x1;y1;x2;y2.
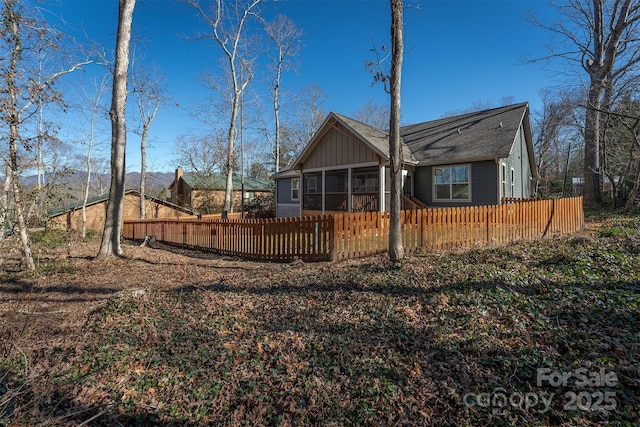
418;156;507;167
300;161;379;173
379;165;385;213
291;177;300;201
321;170;326;214
432;163;472;202
347;167;352;212
501;162;507;199
510;167;515;197
307;175;317;193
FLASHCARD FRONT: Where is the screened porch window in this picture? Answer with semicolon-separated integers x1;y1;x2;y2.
303;172;322;210
325;169;348;211
433;164;470;201
352;170;379;193
352;168;379;211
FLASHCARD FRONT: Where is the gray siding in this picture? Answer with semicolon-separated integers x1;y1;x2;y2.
277;178;294;204
277;204;300;218
502;125;533;199
276;178;300;217
414;160;499;207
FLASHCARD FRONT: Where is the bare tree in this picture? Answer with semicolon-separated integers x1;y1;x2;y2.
173;132;226;176
131;63;165;219
262;14;303;173
388;0;405;262
286;83;327;159
97;0;136;258
353;99;390;129
532;0;640;205
364;1;405;262
1;0;90;268
624;119;640;211
188;0;261;215
533;90;577;196
79;76;109;239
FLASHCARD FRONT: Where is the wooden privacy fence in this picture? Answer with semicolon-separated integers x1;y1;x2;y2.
124;215;334;261
123;196;584;262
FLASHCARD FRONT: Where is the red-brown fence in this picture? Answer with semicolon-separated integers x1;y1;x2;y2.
123;196;584;261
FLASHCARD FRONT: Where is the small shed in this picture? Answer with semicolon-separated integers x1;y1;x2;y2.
47;189;195;232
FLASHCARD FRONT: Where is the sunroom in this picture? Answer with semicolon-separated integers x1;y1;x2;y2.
300;166;410;215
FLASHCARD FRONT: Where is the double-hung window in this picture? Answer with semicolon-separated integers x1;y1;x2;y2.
510;168;515;197
433;164;470;201
291;177;300;201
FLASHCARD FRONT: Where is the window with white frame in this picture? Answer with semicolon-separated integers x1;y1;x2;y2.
307;175;317;193
510;168;515;197
291;177;300;201
501;163;507;198
433;164;470;201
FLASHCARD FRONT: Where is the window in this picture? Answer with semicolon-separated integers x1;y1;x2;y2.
291;177;299;200
307;175;317;193
501;163;507;198
510;168;515;197
352;170;379;193
433;164;470;201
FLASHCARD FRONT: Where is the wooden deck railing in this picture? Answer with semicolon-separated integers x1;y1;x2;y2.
123;196;584;262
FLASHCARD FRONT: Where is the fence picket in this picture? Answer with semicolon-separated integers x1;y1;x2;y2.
122;197;583;262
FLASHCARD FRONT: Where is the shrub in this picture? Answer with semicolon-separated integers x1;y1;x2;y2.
31;228;67;249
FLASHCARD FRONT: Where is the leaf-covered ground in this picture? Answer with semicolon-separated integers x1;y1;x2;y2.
1;216;639;426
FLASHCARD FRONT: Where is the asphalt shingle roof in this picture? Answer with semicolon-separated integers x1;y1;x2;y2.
281;102;532;175
182;174;273;192
332;113;418;164
47;189;194;218
400;103;528;165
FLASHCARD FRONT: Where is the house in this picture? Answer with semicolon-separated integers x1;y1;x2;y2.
275;102;537;218
169;167;273;214
47;189;195;232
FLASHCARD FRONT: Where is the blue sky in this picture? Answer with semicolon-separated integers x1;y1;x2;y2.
52;0;561;173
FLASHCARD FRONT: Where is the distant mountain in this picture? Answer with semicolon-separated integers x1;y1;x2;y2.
14;171;174;192
124;172;175;192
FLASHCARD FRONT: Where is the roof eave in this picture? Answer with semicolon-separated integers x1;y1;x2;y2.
416;155;507;167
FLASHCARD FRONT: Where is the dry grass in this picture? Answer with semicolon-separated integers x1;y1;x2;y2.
1;217;639;426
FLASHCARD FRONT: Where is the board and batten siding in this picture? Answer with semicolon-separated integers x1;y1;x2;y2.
414;161;499;207
503;124;533;199
303;123;377;169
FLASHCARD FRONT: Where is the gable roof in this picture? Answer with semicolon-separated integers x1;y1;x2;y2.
182;174;273;192
401;102;531;165
47;189;195;218
332;113;418;164
293;112;418;168
280;102;536;177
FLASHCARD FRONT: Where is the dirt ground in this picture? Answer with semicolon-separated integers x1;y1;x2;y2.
1;237;276;325
1;224;638;425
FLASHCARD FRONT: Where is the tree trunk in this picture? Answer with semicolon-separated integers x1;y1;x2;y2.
10;139;35;270
274;72;281;173
97;0;135;258
223;103;237;214
82;122;94;240
388;0;404;263
4;0;35;270
624;129;640;213
583;80;604;205
140;127;147;219
0;165;11;243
